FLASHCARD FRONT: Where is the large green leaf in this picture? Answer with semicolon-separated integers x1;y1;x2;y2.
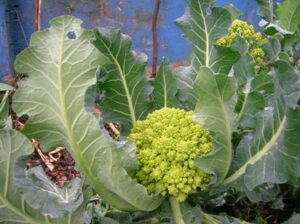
175;0;239;72
256;0;275;22
193;67;237;186
153;58;180;109
0;129;89;224
276;0;300;32
222;61;300;190
13;16;163;212
93;28;151;135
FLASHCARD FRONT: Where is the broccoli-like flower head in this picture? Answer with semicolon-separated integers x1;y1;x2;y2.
128;107;212;202
216;19;266;66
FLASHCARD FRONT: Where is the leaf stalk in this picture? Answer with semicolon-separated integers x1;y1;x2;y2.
169;197;185;224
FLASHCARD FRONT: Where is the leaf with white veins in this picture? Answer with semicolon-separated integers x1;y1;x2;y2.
153;58;181;109
175;0;239;72
223;61;300;190
93;28;152;135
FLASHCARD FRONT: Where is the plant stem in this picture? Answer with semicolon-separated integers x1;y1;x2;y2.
202;213;222;224
35;0;42;31
151;0;160;78
169;197;185;224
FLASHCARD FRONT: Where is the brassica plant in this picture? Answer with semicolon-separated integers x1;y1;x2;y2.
0;0;299;223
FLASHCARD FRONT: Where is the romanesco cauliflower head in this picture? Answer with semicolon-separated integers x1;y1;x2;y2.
128;107;212;202
216;19;266;66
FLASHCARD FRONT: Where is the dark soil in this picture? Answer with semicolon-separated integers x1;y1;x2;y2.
215;190;300;224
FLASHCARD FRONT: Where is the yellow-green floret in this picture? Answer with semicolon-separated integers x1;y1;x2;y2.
128;107;212;202
216;19;266;66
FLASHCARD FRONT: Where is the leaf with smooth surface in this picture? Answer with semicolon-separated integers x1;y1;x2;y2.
153;58;180;109
93;28;151;135
193;67;237;186
276;0;300;32
223;61;300;189
13;16;163;212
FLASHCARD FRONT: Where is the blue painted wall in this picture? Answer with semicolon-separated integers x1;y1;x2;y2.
0;0;282;81
0;0;11;80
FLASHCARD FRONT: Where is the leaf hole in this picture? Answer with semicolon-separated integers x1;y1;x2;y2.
206;7;212;15
67;31;77;40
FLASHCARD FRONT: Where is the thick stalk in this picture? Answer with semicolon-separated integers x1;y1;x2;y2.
202;213;222;224
169;197;185;224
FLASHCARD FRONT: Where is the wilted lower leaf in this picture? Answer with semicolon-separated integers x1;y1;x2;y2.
0;129;89;223
0;130;50;224
15;157;83;218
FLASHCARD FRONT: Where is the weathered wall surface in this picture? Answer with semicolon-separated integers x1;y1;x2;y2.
0;0;281;81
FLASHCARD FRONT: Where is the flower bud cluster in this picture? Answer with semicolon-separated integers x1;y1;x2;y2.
128;108;212;202
216;19;266;66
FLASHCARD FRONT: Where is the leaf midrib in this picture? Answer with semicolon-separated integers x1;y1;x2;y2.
56;30;140;211
196;1;209;66
56;25;107;206
162;62;167;107
214;76;233;185
98;35;137;125
222;115;287;185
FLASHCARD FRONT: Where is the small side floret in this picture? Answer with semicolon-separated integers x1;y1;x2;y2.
216;19;266;66
128;108;212;202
